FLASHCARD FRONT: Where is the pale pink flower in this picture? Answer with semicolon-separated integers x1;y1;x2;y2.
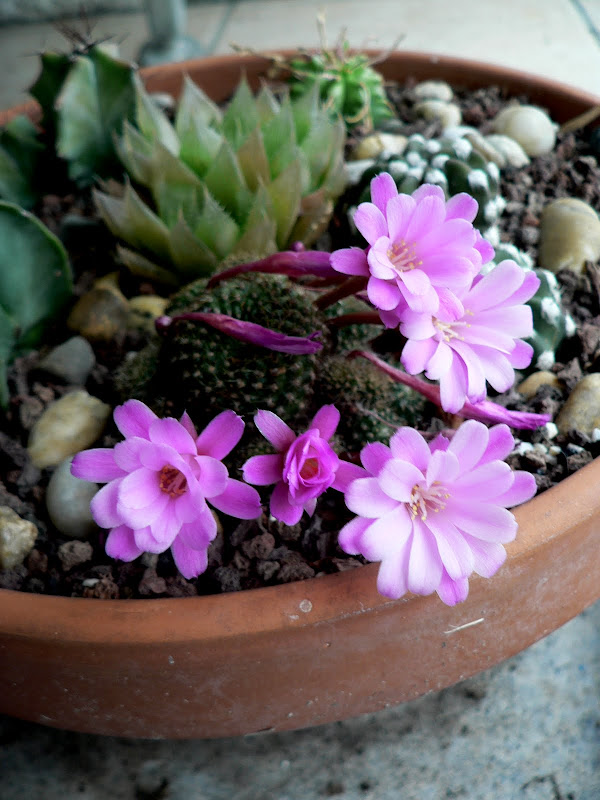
331;174;493;314
242;405;361;525
71;400;262;579
399;259;541;413
338;420;536;605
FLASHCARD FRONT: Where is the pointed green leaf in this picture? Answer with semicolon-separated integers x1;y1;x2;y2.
56;46;136;183
202;140;252;222
234;125;270;193
193;187;239;260
94;184;171;260
117;246;180;286
175;74;222;135
0;202;72;406
29;51;72;137
168;214;218;277
254;84;280;125
233;186;278;257
114;121;154;186
300;115;336;190
290;83;320;145
177;113;222;178
261;98;297;179
133;74;180;155
222;77;260;150
0;148;37;209
266;159;303;249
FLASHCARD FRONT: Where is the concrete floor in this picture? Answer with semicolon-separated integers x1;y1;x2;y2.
2;1;600;797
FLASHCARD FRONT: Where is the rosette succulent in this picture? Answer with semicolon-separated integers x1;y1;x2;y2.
94;75;346;285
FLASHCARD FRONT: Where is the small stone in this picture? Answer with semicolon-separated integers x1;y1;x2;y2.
556;374;600;434
37;336;96;385
57;540;93;571
344;158;375;186
67;284;129;342
82;575;119;599
138;568;167;596
484;134;530;167
539;198;600;275
414;100;461;129
413;80;454;102
28;390;111;469
127;295;169;334
351;132;407;160
46;457;99;539
462;129;505;167
0;506;38;569
241;533;276;560
491;104;557;156
517;371;563;399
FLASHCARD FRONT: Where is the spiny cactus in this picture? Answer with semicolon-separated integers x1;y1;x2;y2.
284;40;394;133
120;274;328;430
354;131;505;236
314;356;427;452
94;75;346;285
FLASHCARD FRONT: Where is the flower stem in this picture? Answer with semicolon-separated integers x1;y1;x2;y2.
314;276;368;310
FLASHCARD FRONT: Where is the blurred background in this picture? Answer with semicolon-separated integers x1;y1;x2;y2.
1;2;600;799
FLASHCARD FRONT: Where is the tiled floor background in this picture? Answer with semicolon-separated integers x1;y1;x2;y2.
2;1;600;798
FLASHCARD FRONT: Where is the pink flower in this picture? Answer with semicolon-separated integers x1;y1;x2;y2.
331;174;493;314
71;400;262;579
399;259;541;413
338;420;536;605
242;405;360;525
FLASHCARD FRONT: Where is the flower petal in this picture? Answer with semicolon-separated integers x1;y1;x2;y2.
385;192;415;241
71;449;124;483
118;467;162;510
243;453;284;486
425;515;474;580
447;500;517;543
195;409;245;459
331;460;367;493
371;172;399;215
447;419;489;472
493;470;537;508
359;504;413;560
254;410;296;451
354;202;388;244
105;524;143;561
330;246;370;276
360;442;392;477
407;518;443;595
389;427;431;472
194;455;228;497
345;477;400;517
269;480;303;525
376;548;410;599
436;571;470;606
378;459;424;502
171;535;209;579
209;478;262;519
90;480;123;528
367;276;401;311
462;533;507;577
310;404;340;440
149;417;197;455
338;515;372;554
113;399;157;439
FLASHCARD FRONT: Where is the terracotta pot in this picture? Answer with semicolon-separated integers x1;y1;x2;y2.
1;52;600;740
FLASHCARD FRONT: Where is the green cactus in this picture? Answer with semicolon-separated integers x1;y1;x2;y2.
314;356;427;452
94;75;346;285
285;40;394;133
119;274;328;430
525;269;576;372
354;132;505;236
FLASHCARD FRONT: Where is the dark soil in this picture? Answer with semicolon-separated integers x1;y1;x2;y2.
2;78;600;599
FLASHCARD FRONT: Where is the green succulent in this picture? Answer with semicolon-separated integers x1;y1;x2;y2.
354;132;505;236
285;41;394;132
94;76;346;286
0;115;45;208
0;202;72;408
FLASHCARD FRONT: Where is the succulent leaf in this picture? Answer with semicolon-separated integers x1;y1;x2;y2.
0;202;72;407
0;116;44;208
56;46;137;183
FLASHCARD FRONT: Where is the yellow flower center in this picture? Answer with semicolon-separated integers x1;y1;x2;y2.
387;240;423;273
409;481;450;521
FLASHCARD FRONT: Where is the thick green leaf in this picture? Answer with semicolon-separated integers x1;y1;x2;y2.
193;187;239;259
176;114;222;179
254;84;280;125
235;126;270;193
266;158;303;249
290;83;320;145
0;202;72;408
261;99;297;180
114;121;154;186
29;51;72;137
175;75;222;134
233;186;278;258
56;46;136;183
222;77;261;150
0;116;45;208
168;214;219;277
202;140;252;222
117;245;180;286
133;75;179;155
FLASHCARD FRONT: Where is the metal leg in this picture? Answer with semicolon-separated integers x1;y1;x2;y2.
138;0;206;66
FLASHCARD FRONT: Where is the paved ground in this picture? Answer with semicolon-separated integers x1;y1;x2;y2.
2;1;600;797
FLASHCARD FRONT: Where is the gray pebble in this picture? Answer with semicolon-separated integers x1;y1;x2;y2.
46;457;100;539
0;506;38;569
38;336;96;385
